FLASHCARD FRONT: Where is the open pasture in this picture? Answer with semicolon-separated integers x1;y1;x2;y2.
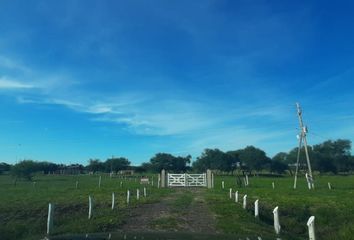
207;175;354;239
0;174;171;240
1;174;354;240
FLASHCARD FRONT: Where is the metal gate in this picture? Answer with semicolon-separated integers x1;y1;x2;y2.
167;173;206;187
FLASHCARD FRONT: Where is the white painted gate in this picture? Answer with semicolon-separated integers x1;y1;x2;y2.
167;173;206;187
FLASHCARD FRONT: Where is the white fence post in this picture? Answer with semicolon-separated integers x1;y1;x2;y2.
211;173;214;188
246;175;249;186
229;188;232;199
88;196;93;219
47;203;54;235
98;175;102;188
120;181;123;187
127;190;130;205
111;192;115;210
272;182;275;189
243;195;247;209
307;216;316;240
137;189;140;200
273;206;281;234
144;187;147;197
235;191;238;203
328;182;332;190
255;199;259;218
222;181;225;189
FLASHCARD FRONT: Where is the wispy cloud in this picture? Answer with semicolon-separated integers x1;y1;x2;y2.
0;76;34;89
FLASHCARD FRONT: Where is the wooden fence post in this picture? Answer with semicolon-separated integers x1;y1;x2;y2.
255;199;259;218
111;192;115;210
47;203;54;235
127;190;130;205
273;206;281;234
307;216;316;240
243;195;247;209
88;196;93;219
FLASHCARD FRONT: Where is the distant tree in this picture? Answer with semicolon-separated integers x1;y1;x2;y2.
272;152;288;163
11;160;38;180
86;159;105;173
104;157;130;172
150;153;191;172
270;159;288;174
0;162;11;174
312;139;352;173
37;162;59;174
238;146;270;173
193;149;233;172
140;162;153;172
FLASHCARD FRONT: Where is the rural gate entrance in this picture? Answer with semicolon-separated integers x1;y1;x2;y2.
167;173;207;187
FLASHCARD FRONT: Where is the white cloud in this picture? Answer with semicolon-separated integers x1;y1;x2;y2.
0;77;34;89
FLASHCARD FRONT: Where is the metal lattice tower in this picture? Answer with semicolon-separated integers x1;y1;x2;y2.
293;103;314;189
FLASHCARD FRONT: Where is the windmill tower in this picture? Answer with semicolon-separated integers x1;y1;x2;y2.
293;103;314;189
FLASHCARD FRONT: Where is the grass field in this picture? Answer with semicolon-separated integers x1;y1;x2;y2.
1;174;354;239
206;174;354;239
0;174;171;240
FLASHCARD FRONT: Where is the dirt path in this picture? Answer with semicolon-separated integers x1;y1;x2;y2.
120;188;218;234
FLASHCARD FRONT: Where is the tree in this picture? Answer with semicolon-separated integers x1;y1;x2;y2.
86;159;104;173
104;157;130;172
312;139;352;173
11;160;38;180
270;159;288;174
0;162;11;174
149;153;191;172
193;149;234;172
237;146;270;173
37;162;59;174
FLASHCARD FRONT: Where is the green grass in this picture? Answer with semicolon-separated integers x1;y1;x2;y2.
0;174;172;240
206;174;354;239
2;173;354;239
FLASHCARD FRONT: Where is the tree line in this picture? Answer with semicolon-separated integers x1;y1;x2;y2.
2;138;354;180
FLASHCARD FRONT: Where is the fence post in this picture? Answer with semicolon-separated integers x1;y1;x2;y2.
98;175;102;189
272;182;275;189
243;195;247;209
211;173;214;188
229;188;232;199
144;187;147;197
273;206;281;234
111;192;115;210
221;181;225;189
207;169;212;188
328;182;332;190
88;196;93;219
47;203;54;235
235;191;238;203
127;190;130;205
307;216;316;240
136;189;140;200
255;199;259;218
245;175;249;186
161;169;166;188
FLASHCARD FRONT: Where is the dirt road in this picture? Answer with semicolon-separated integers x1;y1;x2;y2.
120;188;218;234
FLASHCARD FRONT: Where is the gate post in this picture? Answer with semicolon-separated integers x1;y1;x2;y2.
207;169;212;188
161;169;166;188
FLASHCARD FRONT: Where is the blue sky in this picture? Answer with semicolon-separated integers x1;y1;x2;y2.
1;0;354;165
